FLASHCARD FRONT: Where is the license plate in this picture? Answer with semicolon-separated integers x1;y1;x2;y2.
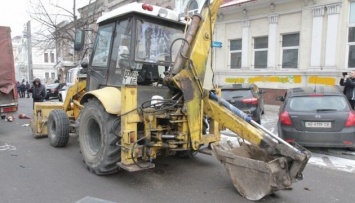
123;69;139;85
305;122;331;128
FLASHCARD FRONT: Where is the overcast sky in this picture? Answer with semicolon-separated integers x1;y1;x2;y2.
0;0;90;37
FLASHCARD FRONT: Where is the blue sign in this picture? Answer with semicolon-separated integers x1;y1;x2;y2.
211;41;222;48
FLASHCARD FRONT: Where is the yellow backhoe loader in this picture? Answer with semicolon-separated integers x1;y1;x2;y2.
31;0;311;200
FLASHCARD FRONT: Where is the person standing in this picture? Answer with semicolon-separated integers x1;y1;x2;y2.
32;78;46;108
25;81;30;98
340;70;355;109
16;81;21;97
20;81;26;98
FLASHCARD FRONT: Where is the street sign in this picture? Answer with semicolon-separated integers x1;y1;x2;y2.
211;41;222;48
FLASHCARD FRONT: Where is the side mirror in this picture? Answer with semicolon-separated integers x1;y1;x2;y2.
74;29;85;51
276;96;285;102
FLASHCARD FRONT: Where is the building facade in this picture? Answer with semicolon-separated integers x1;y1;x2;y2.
13;23;58;85
212;0;353;104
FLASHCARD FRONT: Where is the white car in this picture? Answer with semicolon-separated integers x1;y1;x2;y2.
58;83;73;102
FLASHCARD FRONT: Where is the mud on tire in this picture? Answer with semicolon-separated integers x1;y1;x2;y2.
79;98;121;175
48;109;70;147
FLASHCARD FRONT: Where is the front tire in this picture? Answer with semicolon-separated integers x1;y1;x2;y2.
48;109;70;147
79;98;121;175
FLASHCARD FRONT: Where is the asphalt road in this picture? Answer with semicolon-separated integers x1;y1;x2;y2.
1;98;355;203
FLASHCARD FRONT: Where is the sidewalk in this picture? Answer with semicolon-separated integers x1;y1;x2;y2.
264;104;280;112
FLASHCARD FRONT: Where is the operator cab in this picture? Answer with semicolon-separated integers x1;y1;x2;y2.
77;3;186;91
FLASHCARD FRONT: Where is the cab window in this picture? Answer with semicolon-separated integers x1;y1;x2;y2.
91;24;114;77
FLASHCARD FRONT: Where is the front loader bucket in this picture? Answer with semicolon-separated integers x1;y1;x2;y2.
211;143;298;201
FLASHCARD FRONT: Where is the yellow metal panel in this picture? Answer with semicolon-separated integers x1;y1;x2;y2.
31;102;64;137
83;87;122;114
63;80;86;112
120;86;138;165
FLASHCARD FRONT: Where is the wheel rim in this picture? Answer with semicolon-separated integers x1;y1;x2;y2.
49;120;56;139
86;117;101;155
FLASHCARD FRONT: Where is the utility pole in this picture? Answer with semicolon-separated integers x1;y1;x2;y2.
73;0;77;63
27;21;34;82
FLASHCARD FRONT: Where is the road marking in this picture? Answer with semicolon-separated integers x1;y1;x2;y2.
75;196;116;203
308;153;355;173
0;141;16;151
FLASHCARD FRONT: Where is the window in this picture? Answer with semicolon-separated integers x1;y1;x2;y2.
50;53;55;63
348;2;355;68
135;19;184;65
287;96;348;112
282;33;299;69
254;36;268;69
187;0;199;16
229;39;242;69
44;53;48;63
91;24;114;77
51;72;55;79
45;72;49;80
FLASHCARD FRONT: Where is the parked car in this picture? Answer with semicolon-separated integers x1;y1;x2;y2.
58;83;74;102
45;83;66;100
220;83;265;124
276;86;355;151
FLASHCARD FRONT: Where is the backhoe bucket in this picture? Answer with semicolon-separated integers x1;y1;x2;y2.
211;142;302;201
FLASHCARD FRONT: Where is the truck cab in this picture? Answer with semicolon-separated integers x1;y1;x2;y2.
82;3;186;91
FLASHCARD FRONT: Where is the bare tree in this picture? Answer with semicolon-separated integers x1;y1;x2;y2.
28;0;103;62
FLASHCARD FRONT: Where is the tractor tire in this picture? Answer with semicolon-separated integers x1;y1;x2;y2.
79;98;121;175
48;109;70;147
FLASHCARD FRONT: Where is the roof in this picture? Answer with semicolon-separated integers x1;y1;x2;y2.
221;0;257;8
97;2;180;23
287;86;343;97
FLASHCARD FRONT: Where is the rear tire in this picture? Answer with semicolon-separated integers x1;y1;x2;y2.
48;109;70;147
79;98;121;175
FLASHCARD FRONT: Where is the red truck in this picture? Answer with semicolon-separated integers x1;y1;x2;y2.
0;26;18;119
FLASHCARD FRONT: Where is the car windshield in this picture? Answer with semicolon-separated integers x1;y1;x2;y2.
221;90;253;100
135;20;184;64
287;96;350;111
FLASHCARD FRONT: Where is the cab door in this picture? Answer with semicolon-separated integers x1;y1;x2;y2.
87;23;115;91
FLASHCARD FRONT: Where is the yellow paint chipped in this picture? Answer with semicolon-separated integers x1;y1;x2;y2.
308;76;335;86
225;75;302;84
225;78;245;83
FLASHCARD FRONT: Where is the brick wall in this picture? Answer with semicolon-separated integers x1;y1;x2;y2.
260;88;286;105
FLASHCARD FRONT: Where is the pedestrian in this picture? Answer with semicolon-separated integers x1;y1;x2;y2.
25;81;30;98
32;78;46;109
16;81;21;97
340;70;355;109
20;81;26;98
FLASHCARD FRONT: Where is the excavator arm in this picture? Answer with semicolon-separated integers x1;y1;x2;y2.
205;91;310;200
164;0;311;200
